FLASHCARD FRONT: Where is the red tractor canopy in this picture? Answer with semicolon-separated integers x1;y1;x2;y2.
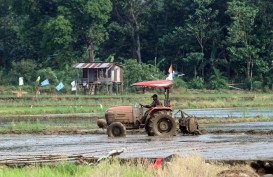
132;80;172;88
132;80;172;107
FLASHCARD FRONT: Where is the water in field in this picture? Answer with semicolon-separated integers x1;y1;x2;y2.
180;108;273;118
1;134;273;160
201;121;273;131
0;108;273;128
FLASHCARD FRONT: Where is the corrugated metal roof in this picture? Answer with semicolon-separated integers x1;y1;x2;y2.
73;63;114;69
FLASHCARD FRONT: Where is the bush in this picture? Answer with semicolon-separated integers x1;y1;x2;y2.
252;80;263;90
207;68;228;90
11;59;37;85
173;78;187;88
208;79;228;90
189;77;204;89
123;59;165;90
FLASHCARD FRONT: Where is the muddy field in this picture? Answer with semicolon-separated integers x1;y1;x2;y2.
1;108;273;162
1;133;273;161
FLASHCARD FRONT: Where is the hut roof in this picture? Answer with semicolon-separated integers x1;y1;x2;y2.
73;62;114;69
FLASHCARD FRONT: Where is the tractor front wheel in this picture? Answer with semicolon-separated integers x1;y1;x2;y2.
97;119;107;129
107;122;126;137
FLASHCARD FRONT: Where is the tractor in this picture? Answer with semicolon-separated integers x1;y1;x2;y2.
97;80;199;137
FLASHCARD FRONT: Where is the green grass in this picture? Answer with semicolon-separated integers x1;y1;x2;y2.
0;119;98;133
0;154;257;177
0;160;152;177
0;105;107;116
1;93;273;116
0;163;89;177
0;120;49;133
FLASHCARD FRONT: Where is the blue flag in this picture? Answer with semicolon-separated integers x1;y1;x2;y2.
41;79;49;86
56;82;64;91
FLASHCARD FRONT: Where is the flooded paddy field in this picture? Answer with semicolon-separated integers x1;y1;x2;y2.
182;108;273;118
1;107;273;162
1;133;273;160
1;107;272;126
202;121;273;131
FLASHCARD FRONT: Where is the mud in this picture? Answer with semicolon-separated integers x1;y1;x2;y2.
1;133;273;160
1;108;273;162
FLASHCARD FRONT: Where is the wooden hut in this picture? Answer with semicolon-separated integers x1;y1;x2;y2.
73;62;124;94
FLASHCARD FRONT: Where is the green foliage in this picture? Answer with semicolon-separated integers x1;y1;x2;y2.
183;52;204;77
226;0;259;79
10;59;37;85
207;68;228;90
1;0;273;90
37;68;58;85
123;59;165;88
173;78;187;89
189;76;204;89
252;80;263;90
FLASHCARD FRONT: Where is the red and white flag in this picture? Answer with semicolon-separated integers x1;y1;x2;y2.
168;64;173;74
166;64;173;80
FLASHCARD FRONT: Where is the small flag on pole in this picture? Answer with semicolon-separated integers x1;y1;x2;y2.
19;77;24;86
56;82;64;91
166;64;173;80
41;79;50;86
36;76;41;82
71;81;77;91
168;64;173;74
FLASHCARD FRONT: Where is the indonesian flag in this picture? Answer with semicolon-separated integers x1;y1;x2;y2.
168;64;173;74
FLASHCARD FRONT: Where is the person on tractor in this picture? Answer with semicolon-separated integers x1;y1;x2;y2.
141;94;162;108
140;94;162;118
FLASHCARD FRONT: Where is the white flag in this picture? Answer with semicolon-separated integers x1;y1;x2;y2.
71;81;77;91
19;77;24;86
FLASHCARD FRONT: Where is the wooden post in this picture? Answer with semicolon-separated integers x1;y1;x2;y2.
106;84;109;94
109;83;113;94
121;83;124;95
142;87;145;94
115;83;118;94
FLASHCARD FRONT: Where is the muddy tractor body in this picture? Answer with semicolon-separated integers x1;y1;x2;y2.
97;80;199;137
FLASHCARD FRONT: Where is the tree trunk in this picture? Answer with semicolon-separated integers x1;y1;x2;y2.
201;45;204;77
88;40;95;62
135;32;142;63
194;66;197;78
247;60;250;79
226;55;231;79
250;58;253;79
128;0;142;64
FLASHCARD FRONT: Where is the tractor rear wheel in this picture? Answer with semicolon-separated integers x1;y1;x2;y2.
145;120;154;136
149;114;176;136
107;122;126;137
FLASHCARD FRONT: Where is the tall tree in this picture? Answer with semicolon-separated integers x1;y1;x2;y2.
185;0;219;77
226;0;258;80
111;0;154;63
53;0;112;62
252;0;273;79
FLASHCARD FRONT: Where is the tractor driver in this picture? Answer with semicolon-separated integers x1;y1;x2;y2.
142;94;162;108
140;94;162;118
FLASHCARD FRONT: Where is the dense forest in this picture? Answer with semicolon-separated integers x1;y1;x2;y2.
1;0;273;90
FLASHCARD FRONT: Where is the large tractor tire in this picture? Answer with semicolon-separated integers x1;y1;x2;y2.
107;122;126;137
97;119;107;129
148;114;176;136
145;121;154;136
